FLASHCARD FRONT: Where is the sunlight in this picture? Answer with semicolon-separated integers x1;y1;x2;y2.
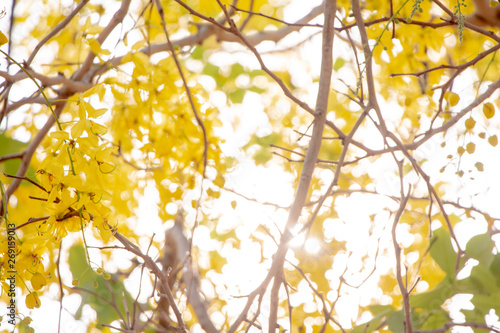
304;238;321;255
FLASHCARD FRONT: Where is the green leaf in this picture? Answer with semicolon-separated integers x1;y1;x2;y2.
253;148;273;165
202;63;224;86
351;305;394;333
68;244;142;324
369;304;395;315
244;133;281;150
191;45;204;60
468;264;498;293
249;69;266;77
461;308;485;323
228;63;244;80
410;279;455;310
471;291;500;314
387;310;405;333
465;233;494;266
490;254;500;286
333;57;345;71
228;88;246;103
419;309;450;330
430;228;458;276
0;134;29;176
248;86;266;94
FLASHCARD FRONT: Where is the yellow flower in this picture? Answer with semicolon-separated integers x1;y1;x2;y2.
26;292;41;309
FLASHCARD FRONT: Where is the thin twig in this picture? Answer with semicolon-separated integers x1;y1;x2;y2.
153;0;209;256
231;5;324;28
25;0;91;66
0;152;23;163
111;228;188;332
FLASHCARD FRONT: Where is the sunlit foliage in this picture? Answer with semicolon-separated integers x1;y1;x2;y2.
0;0;500;332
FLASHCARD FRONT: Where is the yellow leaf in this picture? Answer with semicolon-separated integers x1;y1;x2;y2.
466;142;475;154
122;53;133;64
31;273;47;290
26;292;41;309
86;25;103;35
87;38;110;56
213;173;225;188
0;31;8;46
464;117;475;130
448;92;460;107
132;39;146;51
483;102;495;119
489;135;498;147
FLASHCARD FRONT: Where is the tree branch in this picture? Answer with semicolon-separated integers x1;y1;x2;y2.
265;0;337;330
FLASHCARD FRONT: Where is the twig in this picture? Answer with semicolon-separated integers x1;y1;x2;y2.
1;102;64;219
222;187;287;209
3;173;47;192
299;107;369;235
153;0;209;256
391;168;413;332
57;241;64;333
289;261;345;332
0;152;23;163
70;285;128;328
245;0;336;330
111;228;188;332
25;0;91;66
231;5;324;28
73;0;131;81
115;144;162;172
414;321;500;333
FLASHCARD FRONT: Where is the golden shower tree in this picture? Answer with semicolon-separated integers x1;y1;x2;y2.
0;0;499;332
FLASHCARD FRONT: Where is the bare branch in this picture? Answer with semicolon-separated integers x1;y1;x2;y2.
25;0;91;66
73;0;131;81
263;0;336;330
